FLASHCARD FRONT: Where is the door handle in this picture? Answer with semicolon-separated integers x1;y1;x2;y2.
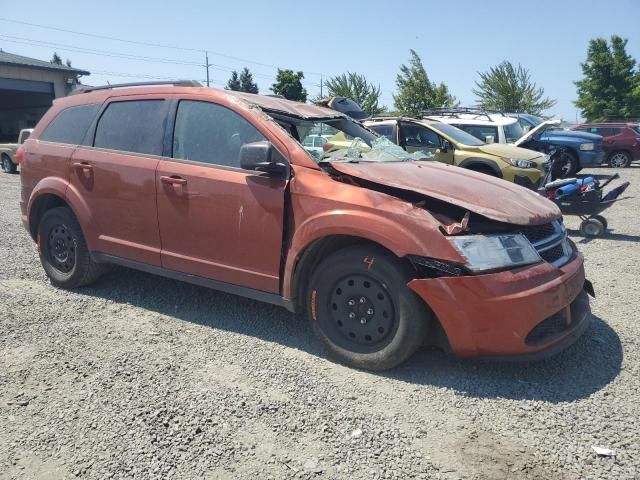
73;162;93;171
160;175;187;186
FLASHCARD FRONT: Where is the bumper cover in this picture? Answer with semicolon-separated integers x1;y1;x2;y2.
408;253;590;358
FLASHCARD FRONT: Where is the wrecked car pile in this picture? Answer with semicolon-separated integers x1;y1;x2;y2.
20;84;594;370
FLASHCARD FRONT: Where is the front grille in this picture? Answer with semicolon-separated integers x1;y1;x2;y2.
540;243;565;263
517;221;571;267
526;310;567;345
519;223;556;243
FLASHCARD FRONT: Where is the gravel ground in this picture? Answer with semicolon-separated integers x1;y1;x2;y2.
1;167;639;480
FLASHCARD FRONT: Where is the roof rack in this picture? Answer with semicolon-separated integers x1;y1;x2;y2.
418;107;505;121
365;116;402;122
71;80;202;95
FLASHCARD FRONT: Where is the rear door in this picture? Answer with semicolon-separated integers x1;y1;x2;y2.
69;97;168;266
155;98;287;293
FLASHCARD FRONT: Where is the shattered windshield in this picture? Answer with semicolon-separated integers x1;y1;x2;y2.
276;115;431;162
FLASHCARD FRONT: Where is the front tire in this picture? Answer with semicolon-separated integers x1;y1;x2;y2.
306;245;429;370
1;154;17;174
552;149;578;178
608;151;631;168
38;207;104;288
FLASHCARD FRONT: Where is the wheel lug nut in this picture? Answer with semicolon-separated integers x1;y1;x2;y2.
349;312;356;319
360;318;367;324
359;297;366;304
348;300;355;306
367;308;374;315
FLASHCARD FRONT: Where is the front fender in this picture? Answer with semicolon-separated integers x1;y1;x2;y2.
281;208;461;299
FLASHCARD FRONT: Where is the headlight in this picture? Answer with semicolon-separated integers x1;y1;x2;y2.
448;234;542;272
580;143;594;151
500;157;536;169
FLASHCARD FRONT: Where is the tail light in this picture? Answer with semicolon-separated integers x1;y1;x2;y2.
15;146;25;165
322;142;334;152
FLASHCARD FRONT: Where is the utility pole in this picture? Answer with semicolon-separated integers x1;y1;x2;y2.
320;75;323;98
205;51;210;87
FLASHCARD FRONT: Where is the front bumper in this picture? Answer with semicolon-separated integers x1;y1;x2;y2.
578;149;605;167
408;252;590;358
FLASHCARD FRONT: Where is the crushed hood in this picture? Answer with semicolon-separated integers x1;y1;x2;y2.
329;161;560;225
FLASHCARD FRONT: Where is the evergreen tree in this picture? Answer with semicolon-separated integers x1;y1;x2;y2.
393;50;456;116
226;71;242;91
239;67;258;94
575;35;640;121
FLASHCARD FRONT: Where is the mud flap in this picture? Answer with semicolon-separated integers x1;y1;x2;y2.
583;279;595;298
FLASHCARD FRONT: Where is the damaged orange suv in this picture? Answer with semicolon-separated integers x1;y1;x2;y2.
19;81;593;370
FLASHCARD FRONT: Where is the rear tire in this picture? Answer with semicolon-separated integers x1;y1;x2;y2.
1;154;17;174
608;151;631;168
306;244;429;370
38;206;104;288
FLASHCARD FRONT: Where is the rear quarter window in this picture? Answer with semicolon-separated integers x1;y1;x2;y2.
94;100;167;156
40;104;101;145
369;124;395;141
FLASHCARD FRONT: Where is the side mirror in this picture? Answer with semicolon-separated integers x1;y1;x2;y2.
485;135;495;144
239;141;288;176
440;140;452;152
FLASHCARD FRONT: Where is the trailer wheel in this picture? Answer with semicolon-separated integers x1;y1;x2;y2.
592;215;608;231
579;218;605;238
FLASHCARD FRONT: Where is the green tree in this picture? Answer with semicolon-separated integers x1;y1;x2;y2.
239;67;259;94
50;52;62;65
225;71;241;91
271;69;307;102
324;72;385;115
575;35;640;121
473;61;556;115
393;49;456;116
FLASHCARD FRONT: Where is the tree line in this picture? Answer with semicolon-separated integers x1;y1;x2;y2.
52;34;640;121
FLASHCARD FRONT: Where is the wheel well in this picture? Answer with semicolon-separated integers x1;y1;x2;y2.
291;235;397;313
28;194;69;240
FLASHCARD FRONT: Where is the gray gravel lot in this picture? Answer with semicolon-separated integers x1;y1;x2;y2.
1;167;639;480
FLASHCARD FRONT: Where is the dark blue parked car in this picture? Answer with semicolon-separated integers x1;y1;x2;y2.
507;113;604;177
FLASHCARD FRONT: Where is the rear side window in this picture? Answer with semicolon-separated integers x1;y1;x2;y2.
172;100;266;168
40;103;100;145
94;100;166;156
460;124;499;142
369;124;395;141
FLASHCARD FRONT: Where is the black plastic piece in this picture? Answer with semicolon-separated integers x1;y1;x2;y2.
71;80;202;95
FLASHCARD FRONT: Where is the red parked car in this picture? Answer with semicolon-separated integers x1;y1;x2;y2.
572;123;640;168
18;81;592;370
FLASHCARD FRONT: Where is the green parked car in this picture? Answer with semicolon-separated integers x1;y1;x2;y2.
363;117;548;189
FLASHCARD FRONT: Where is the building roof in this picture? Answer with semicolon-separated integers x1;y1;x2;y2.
0;49;90;76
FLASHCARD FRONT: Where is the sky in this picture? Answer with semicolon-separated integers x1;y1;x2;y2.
1;0;639;121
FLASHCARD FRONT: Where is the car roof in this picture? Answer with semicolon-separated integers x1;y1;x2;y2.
576;122;638;127
68;83;343;120
364;117;439;127
425;114;517;126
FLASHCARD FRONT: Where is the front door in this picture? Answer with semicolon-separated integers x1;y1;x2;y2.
69;98;168;266
399;122;454;164
156;99;287;293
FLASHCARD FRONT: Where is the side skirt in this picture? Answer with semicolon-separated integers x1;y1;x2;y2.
91;252;295;312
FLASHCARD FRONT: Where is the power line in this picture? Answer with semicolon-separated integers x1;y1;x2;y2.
0;35;322;89
0;17;328;76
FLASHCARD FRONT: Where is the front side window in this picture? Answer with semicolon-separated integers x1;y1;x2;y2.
173;100;266;168
503;121;525;143
94;100;166;156
401;124;440;148
40;103;100;145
